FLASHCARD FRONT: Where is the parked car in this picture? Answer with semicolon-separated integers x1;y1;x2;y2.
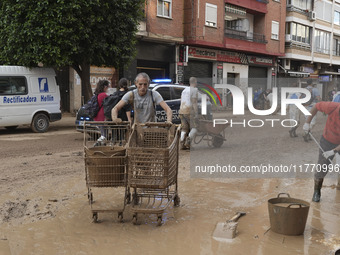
75;83;212;132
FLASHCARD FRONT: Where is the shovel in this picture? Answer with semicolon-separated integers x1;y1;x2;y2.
213;211;246;241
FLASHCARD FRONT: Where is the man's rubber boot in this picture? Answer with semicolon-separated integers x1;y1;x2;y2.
289;126;298;138
312;178;324;202
292;126;298;137
303;133;310;142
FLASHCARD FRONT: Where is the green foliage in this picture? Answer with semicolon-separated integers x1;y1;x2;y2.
0;0;144;68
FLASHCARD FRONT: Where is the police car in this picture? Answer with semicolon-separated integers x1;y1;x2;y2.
75;79;211;132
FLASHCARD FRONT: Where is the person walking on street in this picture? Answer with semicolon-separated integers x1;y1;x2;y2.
94;80;109;144
179;77;199;150
288;91;302;138
303;101;340;202
114;78;132;122
111;72;172;124
303;79;321;142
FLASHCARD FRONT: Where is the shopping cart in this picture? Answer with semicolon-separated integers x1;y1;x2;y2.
83;121;131;223
194;119;229;148
127;122;180;226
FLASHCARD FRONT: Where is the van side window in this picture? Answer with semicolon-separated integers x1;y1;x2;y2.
0;77;27;95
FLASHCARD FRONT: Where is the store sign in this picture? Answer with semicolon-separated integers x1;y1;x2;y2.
247;55;274;66
319;75;330;82
188;47;217;60
302;66;314;73
188;47;272;66
90;66;115;87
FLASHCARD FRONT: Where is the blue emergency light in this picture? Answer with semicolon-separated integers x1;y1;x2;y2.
152;79;172;83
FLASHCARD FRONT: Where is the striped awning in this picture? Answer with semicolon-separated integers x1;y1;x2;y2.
225;4;246;16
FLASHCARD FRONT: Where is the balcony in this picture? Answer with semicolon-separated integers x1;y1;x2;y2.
225;0;267;14
225;28;267;44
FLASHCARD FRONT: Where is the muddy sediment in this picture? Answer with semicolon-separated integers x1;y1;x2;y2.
0;113;339;254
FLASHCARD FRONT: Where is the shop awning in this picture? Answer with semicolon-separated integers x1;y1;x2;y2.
287;71;310;77
320;71;340;75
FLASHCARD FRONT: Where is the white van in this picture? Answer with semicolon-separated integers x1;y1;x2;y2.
0;66;61;132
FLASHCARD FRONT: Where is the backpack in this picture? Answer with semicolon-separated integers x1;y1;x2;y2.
83;94;101;119
103;92;124;121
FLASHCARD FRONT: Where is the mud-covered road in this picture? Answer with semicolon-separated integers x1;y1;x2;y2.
0;112;339;255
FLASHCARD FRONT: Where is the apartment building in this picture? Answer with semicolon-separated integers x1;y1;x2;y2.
182;0;285;98
123;0;285;95
282;0;340;98
123;0;184;82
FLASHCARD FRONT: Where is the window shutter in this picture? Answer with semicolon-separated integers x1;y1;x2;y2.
206;4;217;25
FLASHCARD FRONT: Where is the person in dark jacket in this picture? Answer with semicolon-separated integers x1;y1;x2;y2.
115;78;132;122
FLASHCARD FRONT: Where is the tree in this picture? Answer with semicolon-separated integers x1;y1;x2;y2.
0;0;144;101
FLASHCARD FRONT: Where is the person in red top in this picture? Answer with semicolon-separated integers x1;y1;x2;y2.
303;102;340;202
93;80;109;143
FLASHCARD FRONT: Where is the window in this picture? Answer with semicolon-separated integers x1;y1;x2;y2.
226;19;244;31
286;22;311;44
0;77;27;95
333;37;340;56
157;0;171;18
155;87;171;101
205;3;217;27
271;21;279;40
171;87;185;100
287;0;312;10
314;29;331;54
335;11;340;26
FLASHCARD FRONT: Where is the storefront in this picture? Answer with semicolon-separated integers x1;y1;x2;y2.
124;41;176;83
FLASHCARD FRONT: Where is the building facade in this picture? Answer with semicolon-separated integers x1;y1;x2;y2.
282;0;340;99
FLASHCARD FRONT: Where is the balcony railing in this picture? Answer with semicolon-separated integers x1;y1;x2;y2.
333;50;340;57
224;28;267;44
285;40;311;50
256;0;269;3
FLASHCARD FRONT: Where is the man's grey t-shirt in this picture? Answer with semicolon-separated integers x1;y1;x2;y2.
121;89;163;123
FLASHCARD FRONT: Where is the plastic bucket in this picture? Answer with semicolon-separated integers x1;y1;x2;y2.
268;193;310;236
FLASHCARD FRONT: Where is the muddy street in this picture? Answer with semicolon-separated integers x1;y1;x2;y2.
0;113;339;255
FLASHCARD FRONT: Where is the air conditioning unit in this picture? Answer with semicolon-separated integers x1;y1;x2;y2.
283;59;291;70
285;34;292;42
299;66;304;72
309;11;316;21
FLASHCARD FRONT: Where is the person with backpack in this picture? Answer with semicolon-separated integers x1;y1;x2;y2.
93;80;109;143
103;78;132;122
111;72;172;124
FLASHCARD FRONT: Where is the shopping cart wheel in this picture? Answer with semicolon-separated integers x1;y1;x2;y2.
174;195;181;207
125;192;131;204
157;216;162;226
132;193;139;205
132;214;138;225
118;212;123;223
92;213;98;223
212;136;224;148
